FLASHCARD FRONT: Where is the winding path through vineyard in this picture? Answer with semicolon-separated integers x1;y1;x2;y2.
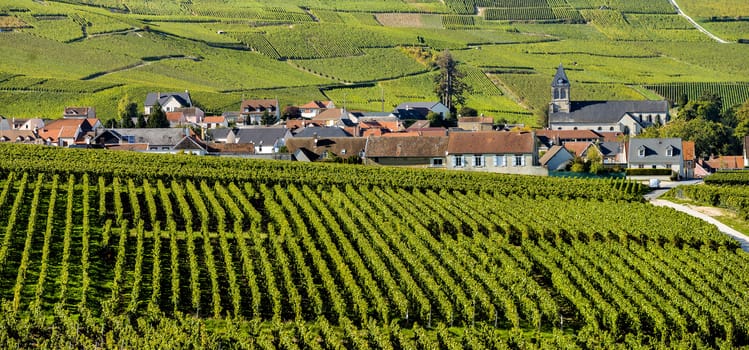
668;0;730;43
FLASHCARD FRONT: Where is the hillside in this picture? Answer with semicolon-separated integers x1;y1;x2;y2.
0;144;748;347
1;0;749;125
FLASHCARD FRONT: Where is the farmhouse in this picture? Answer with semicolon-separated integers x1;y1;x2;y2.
446;131;545;175
392;102;449;120
144;91;193;115
364;135;449;168
628;138;689;178
287;137;366;162
299;100;335;119
240;99;280;125
548;64;669;136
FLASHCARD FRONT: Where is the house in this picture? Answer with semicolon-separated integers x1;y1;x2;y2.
206;128;236;143
286;137;367;162
703;156;744;172
203;116;228;129
311;108;357;127
458;116;494;131
628;138;686;178
364;136;449;168
294;126;351;138
37;118;94;146
598;141;628;166
63;106;96;119
535;129;602;151
204;142;255;156
392;102;450;120
171;135;208;155
446;131;545;175
240;99;280;125
166;107;204;127
350;114;404;137
92;128;193;152
234;127;291;154
285;119;323;132
145;91;192;115
539;145;574;171
0;129;38;144
548;64;669;136
299;100;335;119
11;118;44;131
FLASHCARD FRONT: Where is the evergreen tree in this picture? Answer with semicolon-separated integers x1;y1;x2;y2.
147;103;170;128
261;110;277;125
120;102;137;128
136;114;147;128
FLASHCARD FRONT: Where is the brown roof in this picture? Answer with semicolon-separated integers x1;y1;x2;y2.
38;119;90;141
167;112;185;122
597;131;626;142
365;136;449;158
563;141;594;157
286;137;367;159
447;131;534;154
204;116;225;123
682;141;695;161
407;120;431;129
313;108;347;121
0;130;36;142
241;99;278;111
458;117;493;124
300;100;334;109
705;156;744;170
206;142;255;154
285;119;323;130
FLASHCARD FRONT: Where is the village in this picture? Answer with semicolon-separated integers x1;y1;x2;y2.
1;65;747;179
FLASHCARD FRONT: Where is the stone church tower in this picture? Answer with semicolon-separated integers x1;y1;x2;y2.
549;64;570;114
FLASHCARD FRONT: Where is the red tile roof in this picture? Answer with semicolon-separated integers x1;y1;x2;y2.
204;116;225;123
682;141;695;161
447;131;535;154
535;129;601;140
563;141;594;157
705;156;744;170
299;100;334;109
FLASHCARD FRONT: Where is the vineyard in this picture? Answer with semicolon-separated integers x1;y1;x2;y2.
643;82;749;111
0;144;748;347
666;171;749;220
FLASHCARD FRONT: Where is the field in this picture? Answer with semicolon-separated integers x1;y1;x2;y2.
0;0;748;124
1;144;749;347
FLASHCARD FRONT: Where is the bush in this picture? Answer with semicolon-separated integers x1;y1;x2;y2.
625;168;673;176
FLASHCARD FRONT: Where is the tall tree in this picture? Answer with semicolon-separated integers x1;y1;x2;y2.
147;103;170;128
136;114;147;128
120;102;137;128
282;106;301;120
733;99;749;138
433;50;469;118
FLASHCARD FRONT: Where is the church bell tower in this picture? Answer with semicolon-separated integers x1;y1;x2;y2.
550;64;570;114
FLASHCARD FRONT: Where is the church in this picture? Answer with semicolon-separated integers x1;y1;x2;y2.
547;64;669;136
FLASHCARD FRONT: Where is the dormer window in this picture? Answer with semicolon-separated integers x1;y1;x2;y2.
638;146;645;157
666;146;673;157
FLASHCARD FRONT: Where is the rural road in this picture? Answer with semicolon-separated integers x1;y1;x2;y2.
667;0;730;43
646;181;749;251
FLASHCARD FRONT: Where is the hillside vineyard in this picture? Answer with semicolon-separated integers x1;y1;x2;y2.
0;144;747;348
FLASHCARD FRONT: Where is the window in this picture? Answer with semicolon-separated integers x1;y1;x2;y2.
432;158;443;167
666;146;673;157
495;155;506;167
638;147;645;157
474;155;484;167
514;155;524;166
454;155;464;167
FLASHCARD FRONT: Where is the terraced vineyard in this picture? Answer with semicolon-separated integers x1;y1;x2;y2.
0;144;748;347
643;82;749;111
1;0;748;124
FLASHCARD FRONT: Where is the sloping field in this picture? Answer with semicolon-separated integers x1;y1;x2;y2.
0;0;747;124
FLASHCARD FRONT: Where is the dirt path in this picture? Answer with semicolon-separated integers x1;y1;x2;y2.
651;199;749;251
667;0;730;43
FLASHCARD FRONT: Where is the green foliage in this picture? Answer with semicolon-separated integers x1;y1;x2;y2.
146;103;169;128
